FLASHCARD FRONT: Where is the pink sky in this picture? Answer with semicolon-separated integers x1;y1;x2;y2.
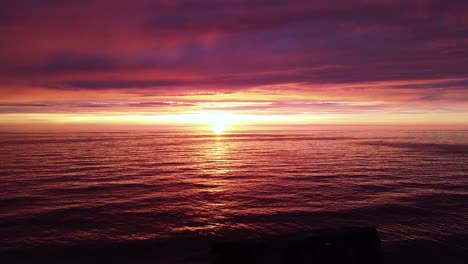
1;0;468;129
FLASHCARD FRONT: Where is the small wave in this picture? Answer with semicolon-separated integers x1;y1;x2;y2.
360;141;468;155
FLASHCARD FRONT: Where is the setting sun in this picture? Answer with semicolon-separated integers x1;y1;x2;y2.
212;123;225;134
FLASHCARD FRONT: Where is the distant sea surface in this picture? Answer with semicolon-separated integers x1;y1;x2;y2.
1;130;468;263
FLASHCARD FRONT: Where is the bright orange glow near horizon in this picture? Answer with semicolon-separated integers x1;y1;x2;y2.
1;109;468;132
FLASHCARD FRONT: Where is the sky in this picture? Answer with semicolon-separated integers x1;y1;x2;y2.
1;0;468;130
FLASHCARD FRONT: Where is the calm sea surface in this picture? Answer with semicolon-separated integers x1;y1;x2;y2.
1;130;468;262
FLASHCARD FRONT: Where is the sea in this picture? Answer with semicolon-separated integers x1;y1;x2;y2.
1;130;467;263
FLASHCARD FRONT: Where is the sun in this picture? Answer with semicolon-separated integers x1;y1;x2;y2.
212;123;225;135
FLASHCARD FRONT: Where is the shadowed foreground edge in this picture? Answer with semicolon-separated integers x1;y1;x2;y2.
212;226;383;264
0;226;382;263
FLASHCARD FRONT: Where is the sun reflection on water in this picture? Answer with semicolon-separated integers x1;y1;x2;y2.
208;137;230;175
